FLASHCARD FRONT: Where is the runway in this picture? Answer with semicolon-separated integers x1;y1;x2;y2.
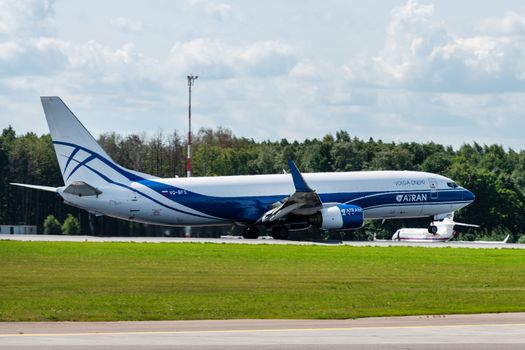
1;233;524;249
1;313;524;349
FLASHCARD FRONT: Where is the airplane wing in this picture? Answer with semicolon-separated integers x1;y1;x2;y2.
260;160;322;223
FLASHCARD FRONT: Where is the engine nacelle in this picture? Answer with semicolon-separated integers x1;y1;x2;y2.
311;204;364;230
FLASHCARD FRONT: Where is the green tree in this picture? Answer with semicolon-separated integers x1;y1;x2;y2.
0;126;16;223
62;214;81;235
421;152;452;173
369;146;415;170
307;135;334;172
43;215;62;235
332;141;363;171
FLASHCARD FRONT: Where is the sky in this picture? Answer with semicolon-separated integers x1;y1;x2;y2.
1;0;525;150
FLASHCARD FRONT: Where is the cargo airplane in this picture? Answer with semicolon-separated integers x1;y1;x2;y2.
11;97;475;239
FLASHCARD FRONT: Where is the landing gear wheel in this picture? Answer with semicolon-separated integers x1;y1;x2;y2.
428;225;438;234
242;226;260;239
271;226;289;240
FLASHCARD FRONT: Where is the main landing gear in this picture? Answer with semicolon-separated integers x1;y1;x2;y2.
428;225;438;234
271;226;289;240
242;226;260;239
242;225;290;240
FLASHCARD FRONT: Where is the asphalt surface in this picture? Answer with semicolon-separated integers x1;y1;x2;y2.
1;313;524;349
1;233;524;249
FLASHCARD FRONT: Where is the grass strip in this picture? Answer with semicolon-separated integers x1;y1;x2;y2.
0;241;524;321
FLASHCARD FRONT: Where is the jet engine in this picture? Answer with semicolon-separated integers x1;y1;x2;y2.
310;204;364;230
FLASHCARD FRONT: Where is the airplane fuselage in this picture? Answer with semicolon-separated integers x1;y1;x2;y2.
60;170;474;227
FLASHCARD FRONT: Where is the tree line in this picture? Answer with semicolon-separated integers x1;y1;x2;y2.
1;126;524;241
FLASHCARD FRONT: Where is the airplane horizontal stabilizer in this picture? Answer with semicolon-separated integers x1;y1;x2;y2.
453;222;480;228
10;183;59;192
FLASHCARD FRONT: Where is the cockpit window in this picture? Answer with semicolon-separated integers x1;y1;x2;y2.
447;182;458;188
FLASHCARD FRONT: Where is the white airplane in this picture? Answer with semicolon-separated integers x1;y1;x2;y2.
390;215;480;242
11;97;476;239
388;215;511;244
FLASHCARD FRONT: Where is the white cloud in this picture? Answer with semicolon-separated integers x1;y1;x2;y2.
0;0;55;37
347;0;525;93
371;0;444;82
0;1;66;75
481;11;525;35
186;0;241;22
431;36;508;75
239;41;296;76
0;37;69;75
204;2;236;22
69;41;143;70
111;17;143;33
289;62;319;80
167;39;298;79
168;39;234;79
0;41;23;60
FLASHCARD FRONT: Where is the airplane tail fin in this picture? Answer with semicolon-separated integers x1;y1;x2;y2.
41;96;155;187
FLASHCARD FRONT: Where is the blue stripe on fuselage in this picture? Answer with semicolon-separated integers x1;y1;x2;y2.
139;179;283;223
139;179;468;223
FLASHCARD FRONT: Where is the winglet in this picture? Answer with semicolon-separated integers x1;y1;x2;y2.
287;159;313;192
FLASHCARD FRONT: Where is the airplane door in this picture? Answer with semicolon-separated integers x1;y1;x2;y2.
428;178;438;200
129;194;141;219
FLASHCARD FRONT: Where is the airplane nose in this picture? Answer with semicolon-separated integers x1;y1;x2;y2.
464;189;475;202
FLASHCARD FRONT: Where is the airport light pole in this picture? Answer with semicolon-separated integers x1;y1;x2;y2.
187;75;198;178
185;75;197;238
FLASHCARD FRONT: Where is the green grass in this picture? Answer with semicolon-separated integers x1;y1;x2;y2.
1;241;525;321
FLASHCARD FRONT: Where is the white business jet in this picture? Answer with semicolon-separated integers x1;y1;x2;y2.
390;214;480;242
389;213;510;244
